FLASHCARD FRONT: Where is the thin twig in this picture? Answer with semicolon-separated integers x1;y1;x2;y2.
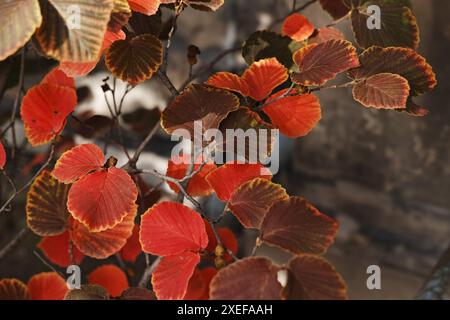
138;256;162;288
0;227;29;260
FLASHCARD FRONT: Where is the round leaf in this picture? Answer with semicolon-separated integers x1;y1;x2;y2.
27;272;68;300
38;231;84;267
88;265;129;297
281;13;315;42
0;279;30;300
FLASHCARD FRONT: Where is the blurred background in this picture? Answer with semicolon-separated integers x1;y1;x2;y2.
1;0;449;299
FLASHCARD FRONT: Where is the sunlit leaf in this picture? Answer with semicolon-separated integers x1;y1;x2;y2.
119;224;142;263
108;0;132;33
282;14;315;42
34;0;114;63
207;72;249;97
0;279;30;300
263;90;321;138
20;83;77;146
42;67;75;88
38;231;84;267
353;73;410;109
64;284;109;300
70;206;137;259
106;33;163;84
0;0;42;61
139;201;208;256
210;257;282;300
152;251;200;300
184;267;217;300
128;0;160;15
27;170;69;236
161;84;240;138
228;178;288;229
88;265;129;297
348;46;437;96
206;163;272;202
260;196;338;255
292;39;359;86
350;1;419;49
53;144;105;184
283;255;348;300
308;27;345;45
27;272;68;300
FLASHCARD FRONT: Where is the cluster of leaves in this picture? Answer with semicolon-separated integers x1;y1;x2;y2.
0;0;437;300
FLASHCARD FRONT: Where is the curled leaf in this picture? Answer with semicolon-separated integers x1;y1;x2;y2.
281;13;315;42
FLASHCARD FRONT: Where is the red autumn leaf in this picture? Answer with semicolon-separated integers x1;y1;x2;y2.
184;267;217;300
42;68;75;89
292;39;359;86
166;154;217;197
52;144;105;184
242;58;288;101
67;166;138;232
352;73;410;109
20;83;77;146
204;223;238;261
120;224;142;263
206;72;249;97
70;206;137;259
128;0;161;16
88;265;129;297
228;178;289;229
210;257;282;300
139;201;208;256
283;254;348;300
260;196;338;255
0;279;30;300
60;29;126;77
27;272;68;300
206;163;272;202
281;13;315;42
152;252;200;300
263;90;321;138
0;142;6;169
308;27;345;45
38;231;84;268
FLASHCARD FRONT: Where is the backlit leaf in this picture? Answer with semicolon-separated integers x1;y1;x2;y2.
27;272;68;300
34;0;114;63
350;2;419;49
0;0;42;61
206;163;272;202
210;257;282;300
108;0;132;33
263;90;321;138
70;206;137;259
0;279;30;300
27;170;69;236
206;72;249;97
88;265;129;297
20;83;77;146
261;196;338;255
281;14;315;42
308;27;345;45
119;224;142;263
353;73;410;109
52;144;105;184
0;143;6;169
139;201;208;256
38;231;84;267
128;0;160;15
68;167;138;232
42;67;75;88
319;0;350;19
292;39;359;86
283;255;348;300
64;284;109;300
106;33;163;84
348;46;437;96
228;178;288;229
161;84;240;137
184;267;217;300
152;252;201;300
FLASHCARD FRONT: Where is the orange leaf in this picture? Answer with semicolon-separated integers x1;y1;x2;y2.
206;72;249;97
20;84;77;146
263;90;321;138
206;163;272;202
152;252;200;300
228;178;288;229
38;231;84;268
0;279;30;300
120;224;142;263
52;144;105;184
281;13;315;42
68;167;138;232
283;254;348;300
166;154;217;197
88;265;129;297
27;272;68;300
260;196;338;255
139;202;208;256
42;68;75;89
128;0;161;16
70;206;137;259
292;39;359;86
242;58;288;101
210;257;282;300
